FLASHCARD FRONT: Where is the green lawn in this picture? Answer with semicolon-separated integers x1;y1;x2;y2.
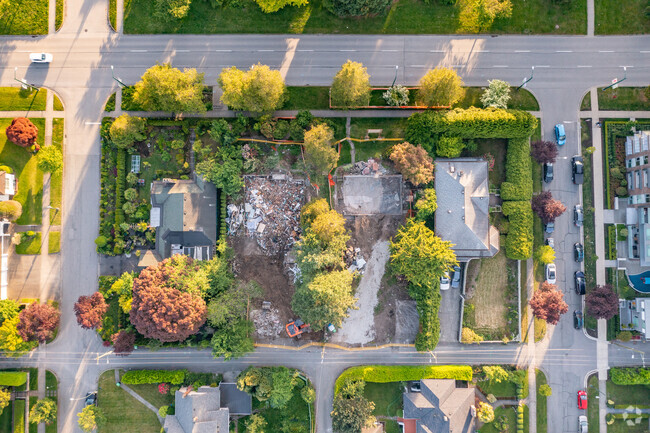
536;370;547;433
0;118;46;225
45;371;57;390
55;0;64;30
0;88;47;111
48;232;60;254
349;118;407;139
587;375;600;433
608;419;650;433
595;0;650;34
238;386;312;433
363;382;404;418
607;380;650;406
598;87;650;111
581;92;591;111
283;87;330;110
110;0;117;29
50;118;64;226
97;370;162;433
15;233;42;255
480;405;529;433
0;0;48;34
126;383;174;409
124;0;586;34
53;95;64;111
477;379;518;398
459;87;539;111
13;399;25;433
29;396;37;433
0;401;12;432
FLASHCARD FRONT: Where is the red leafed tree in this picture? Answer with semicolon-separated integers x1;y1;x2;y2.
531;191;566;224
129;256;207;342
530;140;558;164
585;284;619;319
16;303;60;343
529;282;568;325
6;117;39;148
74;292;108;329
111;330;136;356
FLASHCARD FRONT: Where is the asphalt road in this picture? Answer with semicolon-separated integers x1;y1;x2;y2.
0;1;649;432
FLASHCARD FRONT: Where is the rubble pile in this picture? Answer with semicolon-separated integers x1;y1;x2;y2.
344;246;366;274
226;175;305;256
350;158;388;176
250;308;284;338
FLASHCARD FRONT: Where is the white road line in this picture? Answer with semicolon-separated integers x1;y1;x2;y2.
430;50;444;53
258;49;274;52
515;50;530;53
535;65;550;68
176;50;189;52
410;65;426;67
556;50;573;53
130;49;147;52
381;49;399;52
215;49;232;52
492;65;508;68
297;49;314;52
340;49;356;52
620;65;634;68
641;51;650;53
577;65;592;68
85;122;102;125
451;65;465;68
599;50;614;53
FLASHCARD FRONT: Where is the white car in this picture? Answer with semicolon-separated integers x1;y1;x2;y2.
578;415;588;433
30;53;53;63
545;263;557;284
440;273;451;291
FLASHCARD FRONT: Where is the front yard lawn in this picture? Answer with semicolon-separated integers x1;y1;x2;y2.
15;233;41;255
0;0;47;35
0;401;12;432
363;382;404;418
50;118;64;226
124;0;586;34
97;370;161;433
607;380;650;406
536;369;547;433
587;375;600;432
283;87;330;110
477;379;518;399
598;87;650;111
0;88;47;111
460;88;539;111
595;0;650;34
480;405;529;433
49;232;61;254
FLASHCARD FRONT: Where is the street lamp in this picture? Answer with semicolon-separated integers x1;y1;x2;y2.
603;66;627;91
517;66;534;91
14;67;37;92
110;65;126;88
391;65;399;88
44;206;60;212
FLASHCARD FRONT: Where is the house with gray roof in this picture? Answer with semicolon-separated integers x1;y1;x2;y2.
163;385;251;433
149;176;217;264
434;158;499;261
402;379;476;433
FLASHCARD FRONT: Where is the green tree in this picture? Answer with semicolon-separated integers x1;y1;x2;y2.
210;319;255;360
324;0;390;17
109;114;147;149
77;405;106;432
268;368;298;409
29;398;57;425
295;230;350;283
0;299;19;325
331;60;371;108
207;281;262;327
246;414;267;433
218;64;287;114
0;388;9;414
196;144;244;197
301;385;316;404
37;145;63;173
435;135;465;158
331;379;376;433
292;270;357;330
539;384;552;397
417;67;465;107
481;79;511;109
133;64;206;113
390;219;458;289
300;198;331;228
415;188;437;221
458;0;513;33
477;402;495;423
253;0;307;12
303;123;339;174
154;0;192;20
483;366;510;384
534;245;555;265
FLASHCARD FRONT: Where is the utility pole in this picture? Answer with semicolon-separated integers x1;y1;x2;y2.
517;66;534;90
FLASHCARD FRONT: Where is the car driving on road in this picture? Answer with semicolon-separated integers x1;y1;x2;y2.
575;271;586;295
545;263;557;284
555;124;566;146
572;155;584;185
30;53;53;63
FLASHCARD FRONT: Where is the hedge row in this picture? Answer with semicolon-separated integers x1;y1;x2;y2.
334;365;473;394
501;138;533;201
114;148;127;225
408;282;441;352
0;371;28;387
121;369;187;385
405;108;538;148
502;201;533;260
610;367;650;385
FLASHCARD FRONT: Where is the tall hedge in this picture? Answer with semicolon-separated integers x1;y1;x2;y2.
0;371;27;387
335;365;473;394
502;201;533;260
406;281;441;352
121;369;186;385
610;367;650;385
405;108;538;149
501;138;533;201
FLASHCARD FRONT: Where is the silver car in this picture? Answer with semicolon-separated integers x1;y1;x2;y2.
578;415;588;433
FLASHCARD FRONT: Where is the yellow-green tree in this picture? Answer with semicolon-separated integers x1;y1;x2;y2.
331;60;371;108
415;188;437;221
29;398;57;425
458;0;513;33
534;245;555;265
77;406;106;433
109;114;147;149
0;316;37;357
310;210;347;244
0;388;10;414
254;0;307;12
218;64;287;114
300;198;331;228
303;124;339;174
390;219;457;288
417;67;465;107
461;327;483;344
133;64;206;113
477;402;495;423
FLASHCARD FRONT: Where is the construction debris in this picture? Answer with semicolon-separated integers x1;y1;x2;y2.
226;175;306;256
250;307;284;338
350;158;388;176
344;246;366;274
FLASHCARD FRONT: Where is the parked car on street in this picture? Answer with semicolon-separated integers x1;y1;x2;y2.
574;311;583;330
545;263;557;284
555;124;566;146
440;273;451;291
574;205;584;227
578;390;588;409
546;237;555;249
30;53;53;63
578;415;588;433
574;243;584;262
85;392;97;406
572;155;584;185
575;271;586;295
451;266;461;289
545;222;555;234
544;162;554;183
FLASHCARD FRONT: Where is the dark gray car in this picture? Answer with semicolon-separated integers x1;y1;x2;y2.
451;266;461;289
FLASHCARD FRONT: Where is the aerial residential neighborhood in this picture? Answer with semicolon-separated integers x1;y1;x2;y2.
0;0;649;432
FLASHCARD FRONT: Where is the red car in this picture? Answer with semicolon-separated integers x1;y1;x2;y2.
577;390;588;410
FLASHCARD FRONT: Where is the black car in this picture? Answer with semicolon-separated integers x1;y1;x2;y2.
410;381;421;392
572;155;584;185
574;243;584;262
575;271;586;295
574;311;584;330
543;162;554;183
85;392;97;407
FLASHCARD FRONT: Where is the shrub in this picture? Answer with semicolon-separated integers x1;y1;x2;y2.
610;367;650;385
461;327;483;344
435;135;464;158
0;165;13;173
390;142;434;185
502;201;533;260
323;0;391;17
0;371;28;387
94;236;107;248
334;365;472;394
0;200;23;222
158;405;169;417
616;186;628;196
121;369;187;385
382;85;410;106
6;117;38;148
501;138;533;201
617;331;632;342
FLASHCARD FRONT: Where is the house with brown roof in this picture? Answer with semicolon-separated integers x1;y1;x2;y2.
401;379;476;433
